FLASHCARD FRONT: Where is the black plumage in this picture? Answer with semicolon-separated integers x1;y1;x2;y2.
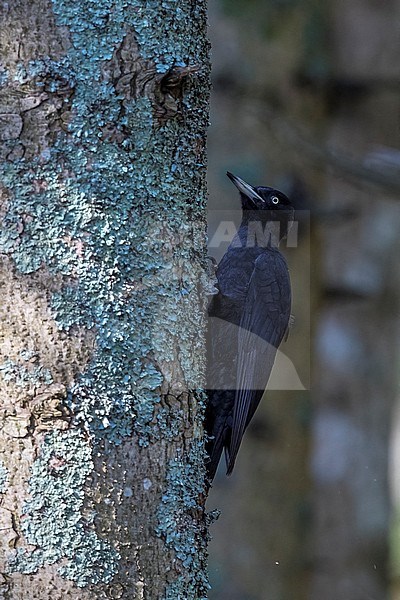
206;172;294;481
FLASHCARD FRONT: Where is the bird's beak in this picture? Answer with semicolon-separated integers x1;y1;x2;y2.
227;171;264;203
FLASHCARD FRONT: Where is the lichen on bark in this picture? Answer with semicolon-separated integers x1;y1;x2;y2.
0;0;210;596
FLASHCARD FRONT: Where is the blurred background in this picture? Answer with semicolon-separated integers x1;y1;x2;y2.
206;1;400;599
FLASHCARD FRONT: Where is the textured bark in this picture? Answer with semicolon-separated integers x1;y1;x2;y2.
0;1;210;598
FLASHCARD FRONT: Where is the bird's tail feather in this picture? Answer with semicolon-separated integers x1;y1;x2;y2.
206;421;232;482
206;435;225;482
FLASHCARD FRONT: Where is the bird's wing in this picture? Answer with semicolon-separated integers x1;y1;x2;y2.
227;251;291;474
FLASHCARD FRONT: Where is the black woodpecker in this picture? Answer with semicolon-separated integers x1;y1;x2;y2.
206;171;294;481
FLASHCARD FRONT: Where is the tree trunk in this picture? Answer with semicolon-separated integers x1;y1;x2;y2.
0;1;210;598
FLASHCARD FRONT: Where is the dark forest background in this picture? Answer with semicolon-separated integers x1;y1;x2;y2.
206;1;400;599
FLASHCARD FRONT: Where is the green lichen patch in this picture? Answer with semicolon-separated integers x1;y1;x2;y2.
0;0;208;445
0;68;9;87
157;439;209;599
1;0;209;592
9;429;119;586
0;461;9;494
0;350;53;387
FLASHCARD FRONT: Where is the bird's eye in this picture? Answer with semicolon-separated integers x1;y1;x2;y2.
271;196;279;205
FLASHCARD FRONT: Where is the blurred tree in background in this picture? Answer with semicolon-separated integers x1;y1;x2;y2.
207;1;400;599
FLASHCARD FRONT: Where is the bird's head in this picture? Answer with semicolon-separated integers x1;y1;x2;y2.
227;171;294;243
227;171;292;212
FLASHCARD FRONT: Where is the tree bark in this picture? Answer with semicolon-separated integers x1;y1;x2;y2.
0;1;210;598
